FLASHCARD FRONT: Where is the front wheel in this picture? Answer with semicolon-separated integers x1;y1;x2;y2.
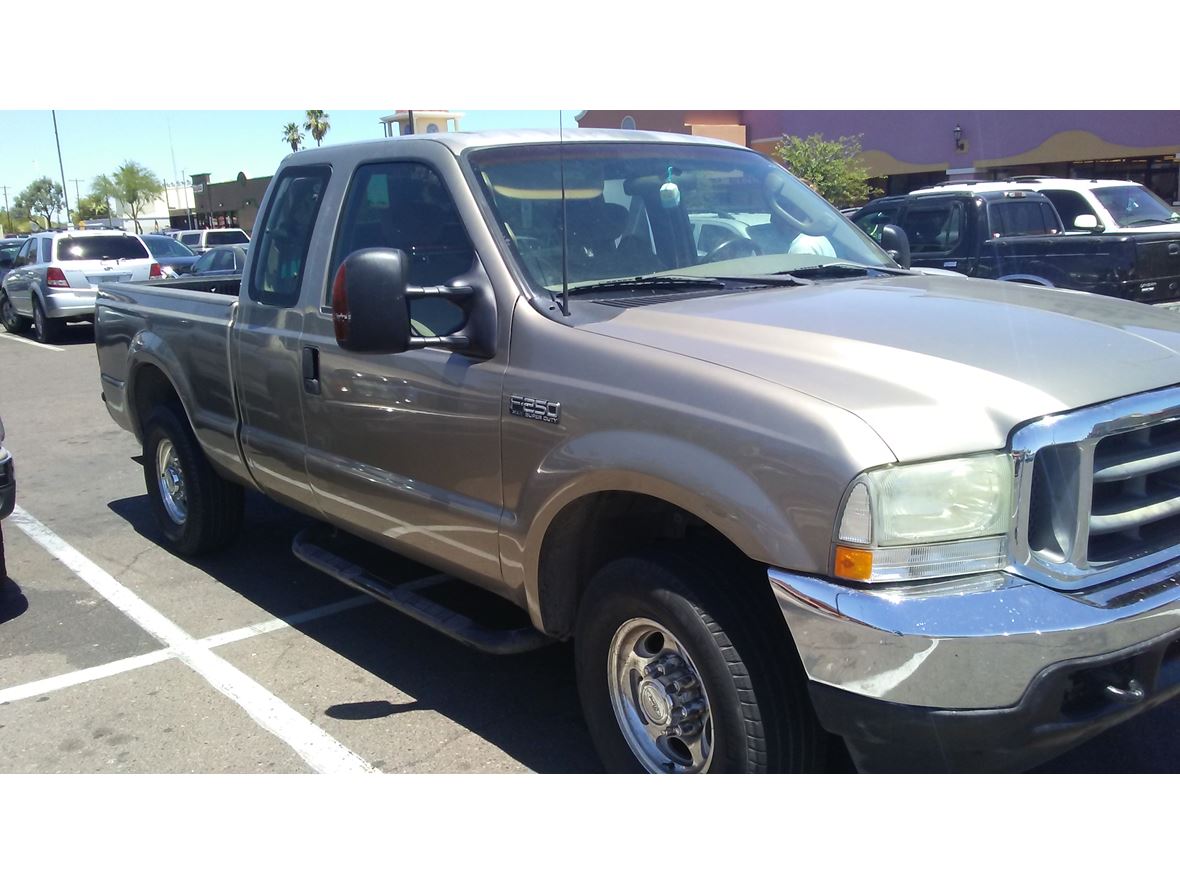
142;405;244;556
575;549;826;773
0;291;30;335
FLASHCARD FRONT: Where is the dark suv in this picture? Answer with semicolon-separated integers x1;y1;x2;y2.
852;184;1180;302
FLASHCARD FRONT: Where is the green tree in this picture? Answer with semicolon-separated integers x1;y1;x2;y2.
14;177;65;230
102;162;164;234
772;132;877;208
303;110;330;147
74;191;110;223
282;122;304;152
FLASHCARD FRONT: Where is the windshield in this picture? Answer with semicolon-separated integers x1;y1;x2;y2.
469;142;892;295
1093;186;1180;227
0;242;21;262
55;236;149;261
144;236;195;258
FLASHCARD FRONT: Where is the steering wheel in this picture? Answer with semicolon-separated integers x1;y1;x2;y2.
705;236;761;263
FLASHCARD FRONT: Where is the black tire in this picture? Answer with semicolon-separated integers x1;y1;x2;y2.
31;297;64;344
142;405;244;556
575;547;826;773
0;523;7;582
0;291;30;335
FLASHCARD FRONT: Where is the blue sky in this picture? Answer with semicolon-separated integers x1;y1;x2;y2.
0;110;581;212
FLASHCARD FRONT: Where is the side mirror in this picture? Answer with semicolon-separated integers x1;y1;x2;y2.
331;248;412;353
880;223;911;269
1073;214;1103;232
331;247;496;358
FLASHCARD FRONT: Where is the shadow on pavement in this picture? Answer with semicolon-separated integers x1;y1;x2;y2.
108;488;603;773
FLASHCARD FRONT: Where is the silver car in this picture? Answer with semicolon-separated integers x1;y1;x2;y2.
0;230;162;343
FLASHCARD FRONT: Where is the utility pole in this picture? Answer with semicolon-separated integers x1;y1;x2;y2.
52;111;72;229
1;185;10;233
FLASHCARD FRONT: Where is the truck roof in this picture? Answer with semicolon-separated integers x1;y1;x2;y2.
279;128;750;166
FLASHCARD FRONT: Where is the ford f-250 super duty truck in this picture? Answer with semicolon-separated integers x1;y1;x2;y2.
96;129;1180;773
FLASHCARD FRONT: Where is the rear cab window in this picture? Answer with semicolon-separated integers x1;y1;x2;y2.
207;230;250;246
248;165;331;307
180;232;201;247
55;235;149;261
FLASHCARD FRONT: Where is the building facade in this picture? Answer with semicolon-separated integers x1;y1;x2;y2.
190;171;271;232
576;110;1180;203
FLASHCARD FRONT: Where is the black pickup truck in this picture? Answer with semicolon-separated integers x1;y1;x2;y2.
852;184;1180;303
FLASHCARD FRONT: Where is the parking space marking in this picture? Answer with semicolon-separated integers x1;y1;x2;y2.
9;505;376;774
0;648;174;706
0;332;64;352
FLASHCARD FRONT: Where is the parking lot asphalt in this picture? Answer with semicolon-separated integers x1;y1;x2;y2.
1;322;1177;774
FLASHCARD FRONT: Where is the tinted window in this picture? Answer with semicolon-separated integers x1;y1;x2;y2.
1042;190;1095;230
213;249;236;271
180;232;201;246
207;229;249;246
144;236;195;258
330;162;474;335
854;205;902;242
249;166;330;307
40;238;53;262
56;236;149;261
988;200;1058;237
192;252;216;273
904;201;965;254
0;242;20;262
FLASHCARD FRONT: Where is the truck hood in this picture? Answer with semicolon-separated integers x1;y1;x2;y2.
584;273;1180;462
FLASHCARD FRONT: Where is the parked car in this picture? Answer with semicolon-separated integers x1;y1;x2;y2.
0;414;14;581
851;185;1180;302
173;228;250;254
0;238;24;281
993;177;1180;234
0;230;162;343
141;234;200;277
188;244;248;276
97;129;1180;773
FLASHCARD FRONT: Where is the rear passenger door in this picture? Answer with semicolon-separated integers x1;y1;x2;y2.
898;198;973;272
7;238;38;312
233;164;332;513
299;152;508;588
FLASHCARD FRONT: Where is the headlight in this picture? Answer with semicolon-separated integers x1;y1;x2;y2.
834;453;1013;583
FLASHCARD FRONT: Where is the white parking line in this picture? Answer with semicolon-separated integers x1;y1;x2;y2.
0;648;174;706
9;505;376;774
0;332;64;352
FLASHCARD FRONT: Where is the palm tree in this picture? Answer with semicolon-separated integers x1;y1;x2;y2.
304;110;331;147
282;122;303;153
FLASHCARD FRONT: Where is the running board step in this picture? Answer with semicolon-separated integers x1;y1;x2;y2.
292;526;553;655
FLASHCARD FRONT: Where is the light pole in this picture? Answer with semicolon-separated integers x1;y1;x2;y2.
52;111;71;229
1;185;10;233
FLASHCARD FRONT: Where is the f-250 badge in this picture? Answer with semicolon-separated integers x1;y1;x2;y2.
510;395;561;424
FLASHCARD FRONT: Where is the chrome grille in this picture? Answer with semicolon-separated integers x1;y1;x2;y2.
1010;386;1180;590
1089;420;1180;564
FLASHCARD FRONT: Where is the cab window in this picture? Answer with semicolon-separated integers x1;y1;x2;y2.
903;201;966;254
248;165;330;307
329;162;475;336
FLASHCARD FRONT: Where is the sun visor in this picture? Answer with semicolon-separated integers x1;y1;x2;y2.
488;162;604;200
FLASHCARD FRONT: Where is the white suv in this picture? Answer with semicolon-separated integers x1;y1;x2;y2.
1003;177;1180;234
173;228;250;254
0;230;162;343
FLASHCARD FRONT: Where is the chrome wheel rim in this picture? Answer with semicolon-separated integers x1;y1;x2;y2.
607;617;714;773
156;438;187;524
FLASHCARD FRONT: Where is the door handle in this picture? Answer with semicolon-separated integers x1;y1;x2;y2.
302;346;321;395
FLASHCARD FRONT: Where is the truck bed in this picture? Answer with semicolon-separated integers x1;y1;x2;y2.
96;276;246;481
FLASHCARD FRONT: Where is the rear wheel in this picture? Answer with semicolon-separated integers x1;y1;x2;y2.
142;405;244;556
31;297;64;344
575;548;826;773
0;291;29;335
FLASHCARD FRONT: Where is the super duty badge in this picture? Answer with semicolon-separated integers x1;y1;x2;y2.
510;395;561;424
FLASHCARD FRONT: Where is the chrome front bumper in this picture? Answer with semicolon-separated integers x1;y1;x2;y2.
770;559;1180;711
43;289;97;318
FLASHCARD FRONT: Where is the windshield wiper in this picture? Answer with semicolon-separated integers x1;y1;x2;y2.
565;275;730;295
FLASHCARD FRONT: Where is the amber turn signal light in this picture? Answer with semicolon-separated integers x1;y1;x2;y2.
834;546;873;581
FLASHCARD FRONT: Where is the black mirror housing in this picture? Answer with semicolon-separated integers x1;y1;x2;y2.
880;224;911;269
332;248;412;353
